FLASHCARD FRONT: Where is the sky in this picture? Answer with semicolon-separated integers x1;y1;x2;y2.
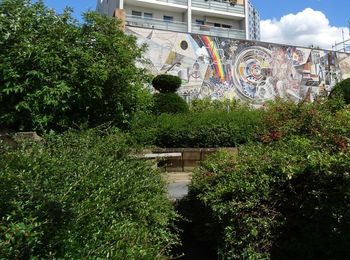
38;0;350;50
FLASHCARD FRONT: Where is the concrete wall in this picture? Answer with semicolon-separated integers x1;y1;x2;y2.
96;0;120;17
127;26;350;104
152;148;238;172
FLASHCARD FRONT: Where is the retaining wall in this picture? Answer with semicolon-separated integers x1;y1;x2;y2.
152;147;238;172
127;26;350;104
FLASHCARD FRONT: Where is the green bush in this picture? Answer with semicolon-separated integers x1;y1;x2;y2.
187;137;350;259
261;100;350;151
131;108;264;147
152;74;182;93
0;0;151;132
0;130;178;259
330;78;350;104
190;98;247;113
153;93;189;115
173;102;350;258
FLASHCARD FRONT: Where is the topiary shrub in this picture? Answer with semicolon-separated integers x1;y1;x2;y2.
153;93;189;115
152;74;182;93
329;78;350;104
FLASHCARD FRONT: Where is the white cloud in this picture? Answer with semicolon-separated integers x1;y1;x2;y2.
260;8;349;50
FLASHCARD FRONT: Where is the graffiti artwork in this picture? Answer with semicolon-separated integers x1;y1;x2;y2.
127;27;350;104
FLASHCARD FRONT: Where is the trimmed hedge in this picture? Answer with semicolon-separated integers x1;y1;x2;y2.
131;109;264;148
0;130;178;259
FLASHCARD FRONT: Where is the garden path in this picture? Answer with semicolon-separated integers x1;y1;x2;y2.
166;172;192;200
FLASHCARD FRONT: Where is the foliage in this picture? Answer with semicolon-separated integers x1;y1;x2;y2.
189;98;248;113
329;78;350;105
0;0;151;132
131;108;264;147
188;137;350;259
152;74;182;93
0;130;179;259
178;101;350;259
261;99;350;151
153;93;189;115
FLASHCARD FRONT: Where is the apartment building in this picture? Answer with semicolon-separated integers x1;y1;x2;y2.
96;0;260;41
247;0;260;40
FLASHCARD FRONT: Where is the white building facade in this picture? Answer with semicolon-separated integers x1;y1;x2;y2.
247;0;260;40
96;0;260;41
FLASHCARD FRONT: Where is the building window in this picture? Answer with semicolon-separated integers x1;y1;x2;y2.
132;10;142;17
163;15;174;22
214;23;221;27
222;24;232;29
196;19;205;25
144;12;153;19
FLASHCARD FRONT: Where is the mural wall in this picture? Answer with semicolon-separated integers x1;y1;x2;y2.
127;27;350;104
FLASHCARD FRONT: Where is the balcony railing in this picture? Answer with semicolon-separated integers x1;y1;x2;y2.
192;0;245;14
192;24;245;39
151;0;187;5
126;15;187;33
125;15;246;40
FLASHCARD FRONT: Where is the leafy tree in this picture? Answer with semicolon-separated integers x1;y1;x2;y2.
0;0;151;132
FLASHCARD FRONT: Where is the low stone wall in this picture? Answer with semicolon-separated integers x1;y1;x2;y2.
0;131;42;148
152;147;238;172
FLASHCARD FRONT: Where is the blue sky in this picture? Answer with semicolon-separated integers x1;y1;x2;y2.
253;0;349;28
38;0;349;49
39;0;96;21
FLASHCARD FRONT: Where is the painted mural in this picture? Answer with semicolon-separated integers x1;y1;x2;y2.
126;27;350;104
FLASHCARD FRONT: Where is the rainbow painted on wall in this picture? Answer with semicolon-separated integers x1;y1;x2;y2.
201;35;225;82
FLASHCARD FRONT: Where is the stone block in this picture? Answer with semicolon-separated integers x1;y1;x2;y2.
183;149;201;161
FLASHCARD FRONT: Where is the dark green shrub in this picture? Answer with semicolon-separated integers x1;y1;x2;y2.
330;78;350;104
130;113;159;146
153;93;189;115
152;74;182;93
186;135;350;259
0;130;178;259
190;98;247;113
131;108;264;147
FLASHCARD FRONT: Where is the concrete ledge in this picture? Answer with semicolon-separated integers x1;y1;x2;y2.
143;152;181;159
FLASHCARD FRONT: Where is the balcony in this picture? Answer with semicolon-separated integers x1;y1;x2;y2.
125;15;187;33
152;0;187;5
125;15;246;40
130;0;188;8
192;24;245;39
192;0;245;15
